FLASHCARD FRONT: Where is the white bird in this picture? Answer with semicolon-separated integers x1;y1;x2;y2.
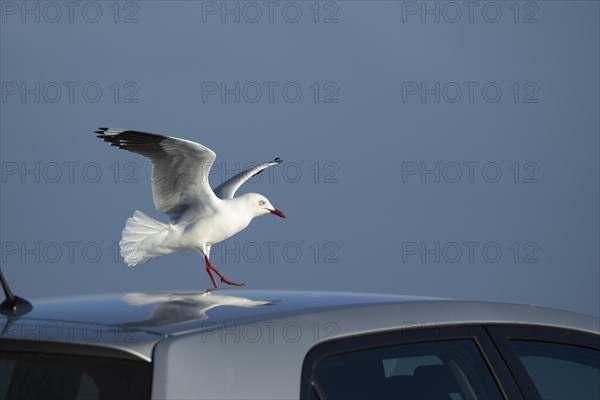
96;128;286;288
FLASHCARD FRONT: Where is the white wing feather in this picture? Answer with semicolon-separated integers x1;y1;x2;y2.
96;128;220;219
213;158;282;199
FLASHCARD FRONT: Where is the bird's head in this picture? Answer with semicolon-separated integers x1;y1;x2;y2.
243;193;286;219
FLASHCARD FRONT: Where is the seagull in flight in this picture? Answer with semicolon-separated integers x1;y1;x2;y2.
96;128;286;288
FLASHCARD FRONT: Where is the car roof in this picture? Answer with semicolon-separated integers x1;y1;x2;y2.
2;289;599;361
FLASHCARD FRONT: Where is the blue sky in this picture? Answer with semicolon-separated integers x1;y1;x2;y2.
1;1;598;316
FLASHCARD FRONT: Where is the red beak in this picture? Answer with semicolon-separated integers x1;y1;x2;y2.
269;209;286;218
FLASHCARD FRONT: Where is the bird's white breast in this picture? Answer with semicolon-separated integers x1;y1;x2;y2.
174;201;253;252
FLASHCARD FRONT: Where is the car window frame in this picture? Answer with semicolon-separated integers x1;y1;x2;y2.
0;339;149;361
486;324;600;399
300;324;524;400
0;339;153;399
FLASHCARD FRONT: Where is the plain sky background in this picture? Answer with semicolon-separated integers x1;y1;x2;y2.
1;1;598;317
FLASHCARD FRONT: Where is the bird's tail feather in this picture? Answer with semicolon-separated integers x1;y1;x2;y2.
120;210;171;266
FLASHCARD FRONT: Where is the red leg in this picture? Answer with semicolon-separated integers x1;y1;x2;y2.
204;256;219;288
204;255;244;287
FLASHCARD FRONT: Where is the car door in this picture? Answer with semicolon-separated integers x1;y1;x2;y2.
301;325;523;399
302;324;600;399
487;325;600;400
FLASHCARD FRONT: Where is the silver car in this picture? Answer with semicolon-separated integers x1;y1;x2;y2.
1;288;599;399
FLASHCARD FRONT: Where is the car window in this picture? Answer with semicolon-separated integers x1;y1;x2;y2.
509;340;600;400
0;350;151;400
308;339;502;400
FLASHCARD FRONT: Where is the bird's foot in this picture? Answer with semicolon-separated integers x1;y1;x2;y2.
204;255;244;287
211;266;245;286
219;277;245;287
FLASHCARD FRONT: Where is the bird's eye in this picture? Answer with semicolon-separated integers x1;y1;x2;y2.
259;200;266;206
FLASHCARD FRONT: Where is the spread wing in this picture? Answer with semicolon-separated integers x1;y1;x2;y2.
96;128;219;219
213;158;282;199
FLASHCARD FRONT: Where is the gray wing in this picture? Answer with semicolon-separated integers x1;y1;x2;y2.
96;128;219;219
213;158;282;199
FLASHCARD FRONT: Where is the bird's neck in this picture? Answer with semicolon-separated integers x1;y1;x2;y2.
223;196;257;221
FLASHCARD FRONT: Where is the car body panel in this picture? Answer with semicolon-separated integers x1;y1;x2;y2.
1;289;599;399
147;295;599;399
